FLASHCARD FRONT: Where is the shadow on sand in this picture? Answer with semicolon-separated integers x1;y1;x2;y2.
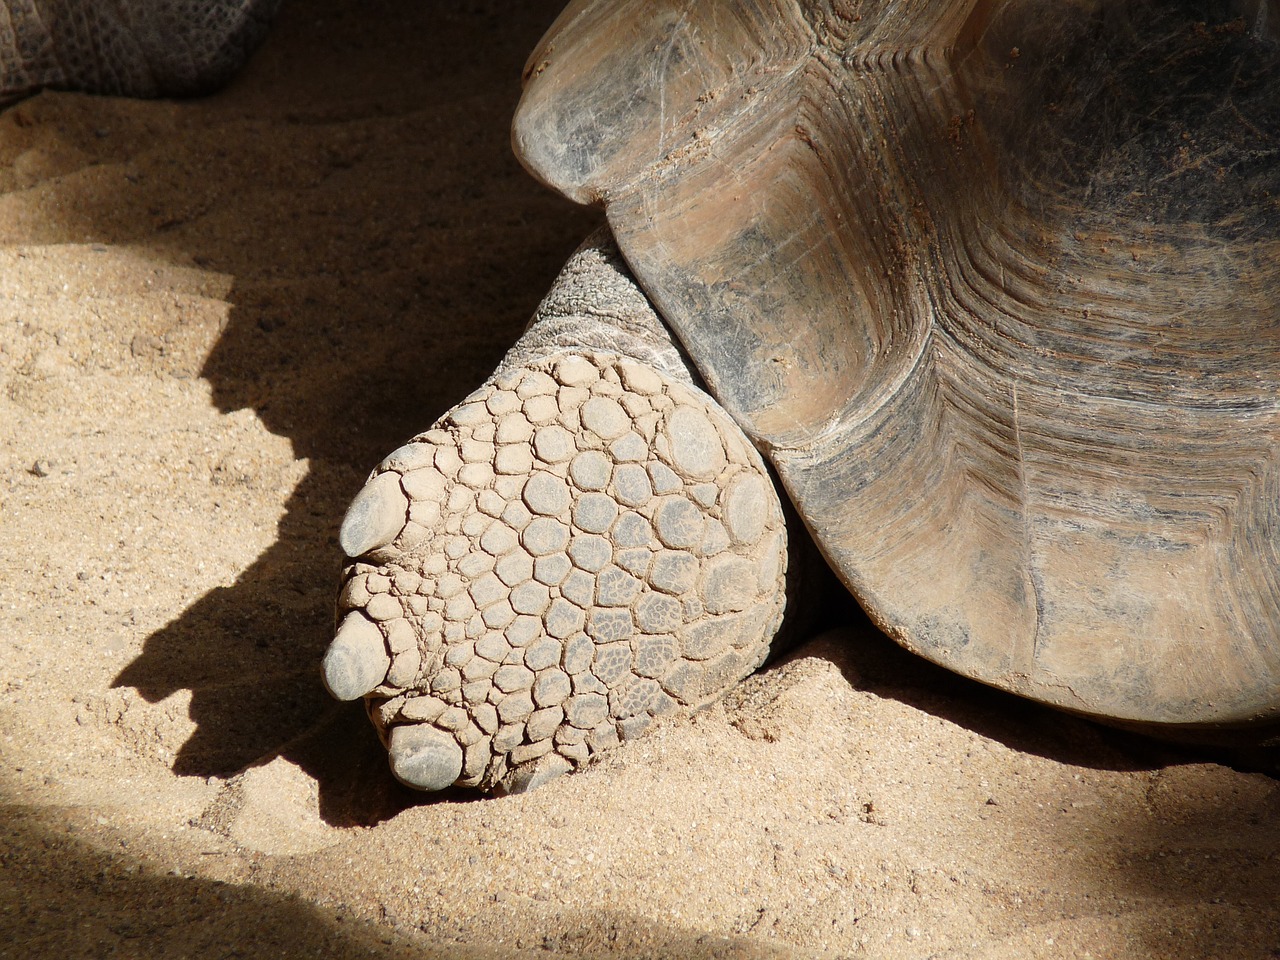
95;0;598;823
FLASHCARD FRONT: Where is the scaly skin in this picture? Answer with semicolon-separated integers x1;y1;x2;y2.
0;0;280;103
326;239;791;793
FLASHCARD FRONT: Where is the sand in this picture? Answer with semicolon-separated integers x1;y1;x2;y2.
1;2;1277;957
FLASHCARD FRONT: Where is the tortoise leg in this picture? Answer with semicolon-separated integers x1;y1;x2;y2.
324;234;791;793
0;0;280;103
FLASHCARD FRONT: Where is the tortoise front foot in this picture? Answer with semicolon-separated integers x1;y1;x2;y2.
325;352;788;793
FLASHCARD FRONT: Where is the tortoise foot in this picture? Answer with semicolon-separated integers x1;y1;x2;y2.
325;351;789;793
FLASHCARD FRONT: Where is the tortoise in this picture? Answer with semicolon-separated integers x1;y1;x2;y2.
322;0;1280;793
2;0;1275;793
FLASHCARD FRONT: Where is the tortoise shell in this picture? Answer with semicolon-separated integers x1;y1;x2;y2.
511;0;1280;731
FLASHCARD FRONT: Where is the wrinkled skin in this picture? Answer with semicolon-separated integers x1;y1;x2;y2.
0;0;279;103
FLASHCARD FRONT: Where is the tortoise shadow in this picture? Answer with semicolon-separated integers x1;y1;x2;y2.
799;593;1276;776
100;0;599;825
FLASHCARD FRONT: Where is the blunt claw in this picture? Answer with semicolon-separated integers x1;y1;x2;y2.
339;471;408;557
322;612;390;701
388;724;464;791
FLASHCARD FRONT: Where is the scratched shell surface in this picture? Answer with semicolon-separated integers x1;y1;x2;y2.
512;0;1280;729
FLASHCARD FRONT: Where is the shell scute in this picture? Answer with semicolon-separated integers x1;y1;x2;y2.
514;0;1280;727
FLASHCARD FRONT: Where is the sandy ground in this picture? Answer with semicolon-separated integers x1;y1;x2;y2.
1;2;1278;957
